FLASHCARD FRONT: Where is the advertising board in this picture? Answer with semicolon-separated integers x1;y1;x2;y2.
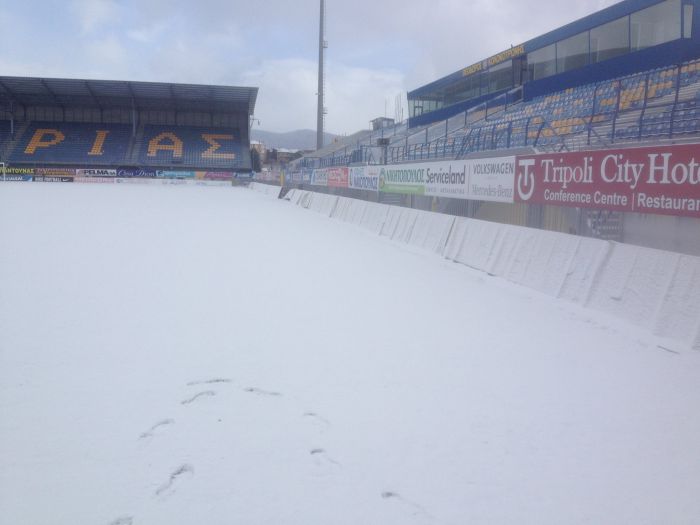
117;168;158;178
34;176;73;183
514;144;700;218
377;158;515;202
327;167;349;188
5;167;35;176
74;176;115;184
36;168;76;177
76;168;116;177
157;171;196;179
1;175;33;182
311;169;328;187
349;166;380;191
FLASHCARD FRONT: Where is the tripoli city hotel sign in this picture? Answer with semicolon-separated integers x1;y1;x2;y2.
514;144;700;218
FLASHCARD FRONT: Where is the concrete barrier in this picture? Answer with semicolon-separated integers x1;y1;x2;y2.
586;244;681;328
250;182;282;198
332;196;354;222
282;189;700;350
651;254;700;346
358;202;390;235
408;211;456;255
380;207;420;243
308;193;339;217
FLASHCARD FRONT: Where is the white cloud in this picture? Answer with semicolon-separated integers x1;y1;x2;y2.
70;0;120;34
2;0;625;132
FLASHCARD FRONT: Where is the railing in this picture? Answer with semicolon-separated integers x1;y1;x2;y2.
300;62;700;169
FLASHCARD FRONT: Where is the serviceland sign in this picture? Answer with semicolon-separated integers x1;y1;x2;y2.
515;144;700;218
376;157;515;202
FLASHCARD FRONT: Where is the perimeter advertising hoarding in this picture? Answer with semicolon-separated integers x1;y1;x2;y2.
5;167;35;176
34;176;74;183
157;171;196;179
1;175;33;182
378;158;515;202
117;168;158;178
327;167;349;188
36;168;75;177
76;168;116;177
196;171;233;181
349;166;380;191
311;169;328;187
285;169;313;185
74;176;115;184
514;144;700;218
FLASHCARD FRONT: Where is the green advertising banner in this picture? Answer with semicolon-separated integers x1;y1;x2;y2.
378;164;426;195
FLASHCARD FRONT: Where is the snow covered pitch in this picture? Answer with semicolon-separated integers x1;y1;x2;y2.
1;183;699;525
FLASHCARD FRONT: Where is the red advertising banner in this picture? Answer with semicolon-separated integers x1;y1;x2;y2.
514;144;700;218
327;167;349;188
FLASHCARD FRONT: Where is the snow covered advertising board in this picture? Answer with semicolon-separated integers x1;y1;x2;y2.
514;144;700;218
378;158;515;202
327;167;349;188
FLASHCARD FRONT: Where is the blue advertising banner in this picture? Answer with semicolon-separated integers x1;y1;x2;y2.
158;170;196;179
117;168;158;178
1;175;33;182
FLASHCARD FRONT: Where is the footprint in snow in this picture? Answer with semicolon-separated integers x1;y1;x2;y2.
108;517;133;525
186;378;232;386
155;464;194;498
243;387;282;397
381;491;434;519
181;391;216;405
303;412;331;428
139;419;174;440
309;448;341;476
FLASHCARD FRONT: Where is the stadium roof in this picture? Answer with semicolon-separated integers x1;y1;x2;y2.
0;76;258;114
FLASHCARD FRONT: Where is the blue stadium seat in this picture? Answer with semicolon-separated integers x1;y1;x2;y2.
139;125;246;169
10;122;130;165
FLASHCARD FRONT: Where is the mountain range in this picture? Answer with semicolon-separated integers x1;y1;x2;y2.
251;129;338;151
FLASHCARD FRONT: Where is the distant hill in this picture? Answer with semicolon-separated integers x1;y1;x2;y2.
251;129;338;151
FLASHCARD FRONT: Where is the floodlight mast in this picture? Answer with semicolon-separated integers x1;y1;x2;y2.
316;0;327;151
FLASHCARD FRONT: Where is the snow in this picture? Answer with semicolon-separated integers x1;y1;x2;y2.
1;182;700;525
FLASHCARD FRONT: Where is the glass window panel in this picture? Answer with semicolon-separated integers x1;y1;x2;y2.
528;44;556;81
557;32;590;73
591;16;630;63
684;5;693;38
631;0;682;51
444;73;482;106
488;59;514;92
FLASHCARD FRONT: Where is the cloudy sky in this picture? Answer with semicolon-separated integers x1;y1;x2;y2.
0;0;618;133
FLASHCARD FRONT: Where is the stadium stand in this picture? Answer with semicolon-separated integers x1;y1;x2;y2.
138;125;248;169
300;58;700;167
0;77;257;173
9;122;131;165
296;0;700;168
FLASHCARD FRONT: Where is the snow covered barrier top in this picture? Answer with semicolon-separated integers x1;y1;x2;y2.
249;182;282;198
408;210;456;255
307;193;339;217
380;206;420;243
283;189;700;350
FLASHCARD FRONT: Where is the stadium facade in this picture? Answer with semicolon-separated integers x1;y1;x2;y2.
273;0;700;255
0;78;258;181
409;0;700;127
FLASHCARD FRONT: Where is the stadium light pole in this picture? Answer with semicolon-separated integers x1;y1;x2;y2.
316;0;327;151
